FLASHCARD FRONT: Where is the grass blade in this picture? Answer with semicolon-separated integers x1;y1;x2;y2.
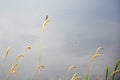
112;60;120;80
85;73;89;80
106;64;110;80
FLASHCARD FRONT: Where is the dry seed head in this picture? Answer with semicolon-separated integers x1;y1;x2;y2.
74;76;82;80
68;65;76;72
72;73;82;80
90;53;102;63
9;64;17;75
16;54;24;61
10;64;18;70
11;64;18;69
36;64;45;69
111;70;120;76
42;15;50;32
5;47;10;58
25;46;31;51
45;15;48;20
95;47;103;54
76;75;82;80
9;69;15;75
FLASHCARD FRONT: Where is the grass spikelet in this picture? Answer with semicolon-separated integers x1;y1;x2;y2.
9;64;18;80
71;73;77;80
112;60;120;80
32;15;50;80
9;64;18;75
4;47;10;80
87;47;104;80
5;47;10;58
42;15;50;32
90;47;103;63
74;76;81;80
9;69;16;75
71;73;82;80
11;64;18;70
68;65;76;72
111;70;120;76
16;54;24;61
108;70;120;80
66;65;76;80
15;46;31;80
25;46;31;52
90;53;102;63
36;64;45;69
31;64;45;80
95;47;103;54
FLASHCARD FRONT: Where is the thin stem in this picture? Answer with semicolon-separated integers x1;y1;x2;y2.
36;32;43;80
37;70;41;80
10;75;13;80
65;71;69;80
88;63;92;80
86;63;92;80
4;58;7;80
16;60;24;80
38;32;43;65
31;68;36;80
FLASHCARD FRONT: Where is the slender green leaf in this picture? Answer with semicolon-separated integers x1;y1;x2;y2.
71;73;77;80
112;60;120;80
85;73;89;80
106;64;110;80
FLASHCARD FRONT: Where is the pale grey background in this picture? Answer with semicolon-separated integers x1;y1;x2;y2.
0;0;120;80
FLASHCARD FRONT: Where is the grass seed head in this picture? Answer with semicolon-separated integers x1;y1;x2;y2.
90;53;102;63
68;65;76;72
42;15;50;32
36;64;45;69
9;64;17;75
5;47;10;58
71;73;82;80
16;54;24;61
25;46;31;51
90;47;103;63
95;47;103;54
9;69;15;75
11;63;18;69
111;69;120;76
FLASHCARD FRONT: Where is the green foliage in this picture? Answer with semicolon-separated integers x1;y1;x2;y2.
71;73;77;80
71;73;81;80
106;64;110;80
85;73;89;80
112;60;120;80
